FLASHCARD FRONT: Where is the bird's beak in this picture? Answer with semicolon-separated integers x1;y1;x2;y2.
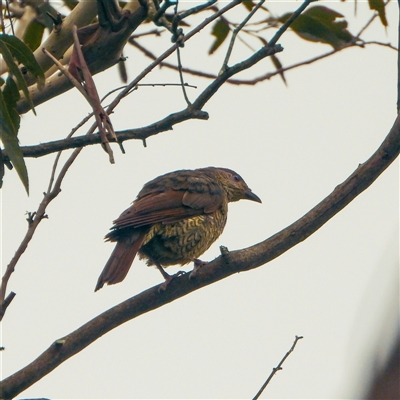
244;189;262;203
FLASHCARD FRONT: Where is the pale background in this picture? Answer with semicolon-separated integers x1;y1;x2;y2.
1;1;399;399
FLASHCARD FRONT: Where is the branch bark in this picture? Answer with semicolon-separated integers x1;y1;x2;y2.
1;110;399;399
15;0;148;114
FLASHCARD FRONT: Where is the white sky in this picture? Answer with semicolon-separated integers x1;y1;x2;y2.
1;1;399;399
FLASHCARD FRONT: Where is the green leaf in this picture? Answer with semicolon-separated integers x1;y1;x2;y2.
0;38;36;115
368;0;388;27
23;20;45;51
209;19;230;55
278;6;355;49
270;54;286;86
242;1;256;11
304;6;344;21
63;0;79;10
0;87;28;194
0;34;45;88
3;77;21;130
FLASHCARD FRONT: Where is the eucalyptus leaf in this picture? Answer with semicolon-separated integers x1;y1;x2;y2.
209;19;230;55
0;89;28;194
278;6;355;49
23;20;46;51
0;38;36;115
0;34;45;88
368;0;388;27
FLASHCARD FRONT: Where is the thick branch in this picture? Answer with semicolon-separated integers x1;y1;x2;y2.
1;111;399;399
0;2;98;77
16;1;148;114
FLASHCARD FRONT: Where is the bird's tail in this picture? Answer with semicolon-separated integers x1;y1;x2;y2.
95;233;145;291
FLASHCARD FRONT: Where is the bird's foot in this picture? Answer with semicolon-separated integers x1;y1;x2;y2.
158;270;186;292
189;259;208;280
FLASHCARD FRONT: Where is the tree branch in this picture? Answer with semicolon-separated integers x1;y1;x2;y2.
252;335;303;400
0;1;98;77
5;42;283;160
15;0;148;114
1;110;399;399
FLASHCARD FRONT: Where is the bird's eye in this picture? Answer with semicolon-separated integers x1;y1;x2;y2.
232;175;240;182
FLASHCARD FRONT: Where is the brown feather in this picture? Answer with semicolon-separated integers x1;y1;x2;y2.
111;189;223;229
95;230;145;291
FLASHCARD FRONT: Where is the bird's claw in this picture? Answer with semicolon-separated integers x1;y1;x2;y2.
158;270;186;292
189;259;208;280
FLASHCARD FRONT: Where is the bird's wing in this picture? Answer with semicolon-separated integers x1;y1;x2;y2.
111;187;224;230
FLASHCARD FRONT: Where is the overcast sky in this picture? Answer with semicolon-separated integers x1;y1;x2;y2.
1;2;399;399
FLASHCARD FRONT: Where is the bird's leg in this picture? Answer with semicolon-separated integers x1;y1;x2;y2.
155;262;172;281
155;263;186;292
189;258;208;280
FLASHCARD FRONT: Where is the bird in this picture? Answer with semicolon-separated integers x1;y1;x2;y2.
95;167;261;291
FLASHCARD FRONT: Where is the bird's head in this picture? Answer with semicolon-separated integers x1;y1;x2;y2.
212;167;262;204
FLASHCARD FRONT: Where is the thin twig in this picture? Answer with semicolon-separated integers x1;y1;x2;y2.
173;1;191;105
363;40;396;50
130;28;163;39
252;336;304;400
101;82;196;104
177;0;217;22
236;33;256;53
140;82;197;89
0;291;15;319
42;48;91;103
176;46;191;105
221;0;265;72
153;0;175;23
71;25;116;163
46;111;95;195
270;0;318;47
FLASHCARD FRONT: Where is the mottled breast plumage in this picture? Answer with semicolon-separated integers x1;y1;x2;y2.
139;205;228;266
